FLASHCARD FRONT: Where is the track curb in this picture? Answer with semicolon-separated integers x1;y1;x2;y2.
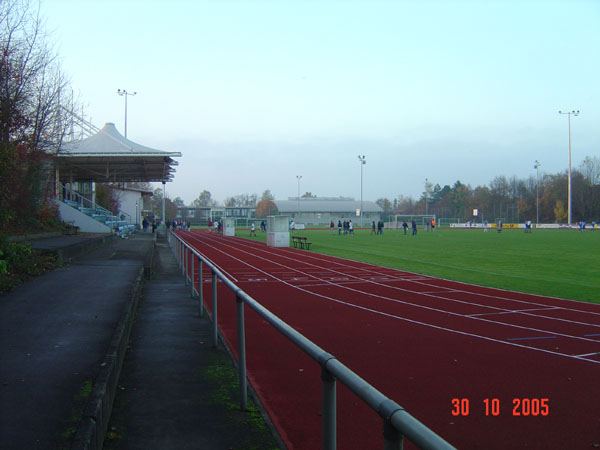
70;241;155;450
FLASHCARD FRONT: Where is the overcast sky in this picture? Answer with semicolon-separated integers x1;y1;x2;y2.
42;0;599;204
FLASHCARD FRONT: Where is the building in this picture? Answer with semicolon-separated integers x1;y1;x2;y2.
274;197;382;226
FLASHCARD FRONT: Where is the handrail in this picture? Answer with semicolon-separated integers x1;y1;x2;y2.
168;230;456;450
60;183;133;224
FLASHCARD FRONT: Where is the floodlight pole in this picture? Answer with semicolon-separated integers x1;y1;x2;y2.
558;110;579;226
425;178;429;216
117;89;137;138
534;160;540;225
296;175;302;220
358;155;366;227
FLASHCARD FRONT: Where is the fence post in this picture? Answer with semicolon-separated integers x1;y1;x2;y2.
212;272;218;348
184;247;189;284
322;368;337;450
198;258;204;317
190;255;195;297
383;419;403;450
236;295;247;411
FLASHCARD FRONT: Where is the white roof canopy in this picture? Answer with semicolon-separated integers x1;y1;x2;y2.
57;123;181;182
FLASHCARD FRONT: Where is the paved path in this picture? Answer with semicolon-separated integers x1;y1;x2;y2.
0;234;154;450
104;240;280;450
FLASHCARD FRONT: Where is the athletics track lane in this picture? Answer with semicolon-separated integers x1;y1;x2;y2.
178;230;600;450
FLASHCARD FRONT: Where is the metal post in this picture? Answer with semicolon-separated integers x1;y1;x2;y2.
383;419;404;450
534;160;540;225
184;247;188;284
198;258;204;317
322;368;337;450
236;295;248;411
358;155;366;227
212;272;218;348
190;255;195;297
559;109;579;226
567;113;572;225
296;175;302;222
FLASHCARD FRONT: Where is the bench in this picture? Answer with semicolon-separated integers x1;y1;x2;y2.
291;236;312;250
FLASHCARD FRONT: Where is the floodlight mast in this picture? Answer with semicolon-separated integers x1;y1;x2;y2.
296;175;302;220
358;155;366;227
117;89;137;138
558;110;580;225
534;160;541;225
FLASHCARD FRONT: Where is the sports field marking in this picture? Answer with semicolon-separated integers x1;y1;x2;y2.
182;232;600;364
192;248;239;282
198;234;600;344
208;234;600;331
234;235;600;316
507;336;557;341
467;307;561;317
575;351;600;357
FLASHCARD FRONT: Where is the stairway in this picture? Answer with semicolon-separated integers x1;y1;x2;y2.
61;198;136;236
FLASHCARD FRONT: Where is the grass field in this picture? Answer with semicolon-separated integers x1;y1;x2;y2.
237;227;600;304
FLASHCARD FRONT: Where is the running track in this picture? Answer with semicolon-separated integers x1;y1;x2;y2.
177;230;600;449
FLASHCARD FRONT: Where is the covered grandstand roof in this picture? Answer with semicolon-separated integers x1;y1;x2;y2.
56;123;181;182
275;198;382;213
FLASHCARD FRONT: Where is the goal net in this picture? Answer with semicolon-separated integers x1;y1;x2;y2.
392;215;437;229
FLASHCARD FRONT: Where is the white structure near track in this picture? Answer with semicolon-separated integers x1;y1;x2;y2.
267;215;290;247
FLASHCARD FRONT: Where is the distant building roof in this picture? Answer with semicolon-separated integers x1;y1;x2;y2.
275;198;382;213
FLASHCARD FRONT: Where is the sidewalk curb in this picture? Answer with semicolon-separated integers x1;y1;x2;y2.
70;243;154;450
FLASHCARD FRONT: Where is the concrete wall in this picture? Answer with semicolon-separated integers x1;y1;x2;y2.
117;190;142;226
56;200;112;233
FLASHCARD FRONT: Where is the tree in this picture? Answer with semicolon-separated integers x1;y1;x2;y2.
301;192;316;198
191;190;216;207
0;0;73;233
255;199;278;218
172;196;185;207
376;198;393;221
554;200;567;223
261;189;274;201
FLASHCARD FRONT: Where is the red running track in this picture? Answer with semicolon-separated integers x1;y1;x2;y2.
178;230;600;450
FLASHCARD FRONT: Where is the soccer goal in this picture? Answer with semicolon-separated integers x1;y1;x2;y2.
393;214;437;229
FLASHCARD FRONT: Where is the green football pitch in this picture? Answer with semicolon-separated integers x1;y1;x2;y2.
238;228;599;304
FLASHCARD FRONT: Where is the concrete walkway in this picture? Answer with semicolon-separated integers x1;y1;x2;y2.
0;234;155;450
104;240;280;450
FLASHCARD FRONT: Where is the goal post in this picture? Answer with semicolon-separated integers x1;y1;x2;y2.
393;214;437;229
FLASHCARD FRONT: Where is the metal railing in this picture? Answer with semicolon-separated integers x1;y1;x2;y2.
60;183;134;225
168;230;455;450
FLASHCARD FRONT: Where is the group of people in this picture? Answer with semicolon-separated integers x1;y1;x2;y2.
399;220;419;236
330;219;354;235
141;217;158;233
371;220;385;235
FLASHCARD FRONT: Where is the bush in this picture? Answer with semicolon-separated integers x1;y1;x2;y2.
0;241;59;293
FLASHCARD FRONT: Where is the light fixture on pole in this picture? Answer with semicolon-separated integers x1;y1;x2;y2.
117;89;137;138
296;175;302;220
534;160;541;225
558;109;580;225
425;178;429;216
358;155;366;227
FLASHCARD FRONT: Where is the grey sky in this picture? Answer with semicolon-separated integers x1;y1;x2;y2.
42;0;600;204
